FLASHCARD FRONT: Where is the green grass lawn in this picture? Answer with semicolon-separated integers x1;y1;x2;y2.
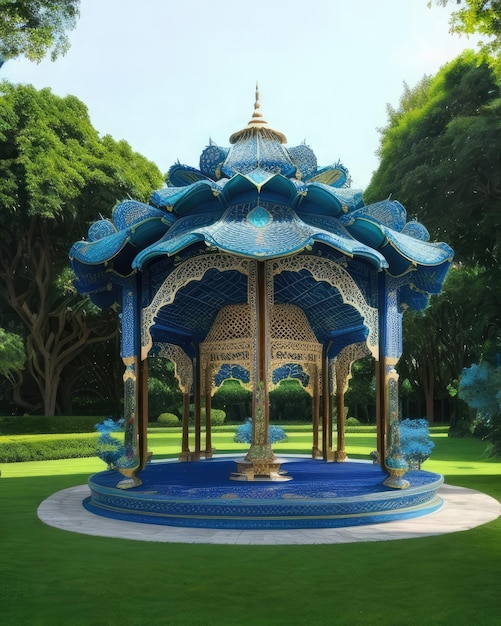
0;430;500;625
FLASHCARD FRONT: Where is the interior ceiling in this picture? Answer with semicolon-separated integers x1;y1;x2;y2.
150;266;365;347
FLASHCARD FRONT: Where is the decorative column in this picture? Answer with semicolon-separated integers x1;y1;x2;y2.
377;273;409;488
193;347;202;461
234;260;285;480
335;366;347;462
322;343;334;462
312;365;321;458
116;277;142;489
138;356;149;470
180;391;191;462
205;364;213;459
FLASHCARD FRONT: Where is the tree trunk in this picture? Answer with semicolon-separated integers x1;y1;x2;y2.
1;218;117;415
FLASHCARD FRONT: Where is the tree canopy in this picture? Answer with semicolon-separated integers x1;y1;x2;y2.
0;81;164;415
365;51;501;268
0;0;80;63
433;0;501;65
0;328;25;382
365;49;501;425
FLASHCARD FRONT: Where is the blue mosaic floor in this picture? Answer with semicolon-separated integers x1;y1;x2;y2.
84;457;444;530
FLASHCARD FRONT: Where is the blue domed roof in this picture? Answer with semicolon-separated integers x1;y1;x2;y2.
70;91;453;320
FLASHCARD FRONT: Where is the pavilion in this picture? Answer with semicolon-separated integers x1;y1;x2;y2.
70;89;453;490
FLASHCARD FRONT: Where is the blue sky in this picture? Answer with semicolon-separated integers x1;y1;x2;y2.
2;0;480;188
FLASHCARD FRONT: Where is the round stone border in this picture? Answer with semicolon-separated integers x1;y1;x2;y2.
38;483;500;545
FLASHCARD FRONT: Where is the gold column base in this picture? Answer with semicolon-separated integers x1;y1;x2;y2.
116;467;142;489
312;446;323;459
178;451;192;462
383;468;410;489
335;450;348;462
230;459;292;482
323;450;335;463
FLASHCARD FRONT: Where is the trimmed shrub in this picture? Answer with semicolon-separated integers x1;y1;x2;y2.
209;409;226;426
157;412;180;427
0;437;98;462
0;415;108;435
345;417;361;427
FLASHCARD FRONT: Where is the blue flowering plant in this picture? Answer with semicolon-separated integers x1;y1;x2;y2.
458;362;501;455
234;418;287;444
95;418;125;469
399;418;434;469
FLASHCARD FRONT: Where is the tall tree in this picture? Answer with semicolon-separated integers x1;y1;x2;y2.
366;51;501;268
0;81;164;415
399;265;495;422
0;0;80;63
366;50;501;422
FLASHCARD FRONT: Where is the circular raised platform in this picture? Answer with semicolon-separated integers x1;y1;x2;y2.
84;457;444;530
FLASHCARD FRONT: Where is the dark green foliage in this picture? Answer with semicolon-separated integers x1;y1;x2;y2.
147;378;174;420
69;331;123;417
269;378;311;422
212;379;252;421
344;356;376;423
147;359;183;420
399;265;499;423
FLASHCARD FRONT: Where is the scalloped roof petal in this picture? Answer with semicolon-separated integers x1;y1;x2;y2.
168;163;213;187
150;179;223;215
340;199;407;232
113;200;175;229
378;227;454;275
70;215;171;266
297;183;364;216
133;204;387;268
133;212;221;267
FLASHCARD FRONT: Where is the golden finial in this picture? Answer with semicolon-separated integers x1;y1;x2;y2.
248;82;265;125
229;84;287;144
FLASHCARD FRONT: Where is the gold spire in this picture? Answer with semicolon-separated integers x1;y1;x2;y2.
229;83;287;144
247;83;268;129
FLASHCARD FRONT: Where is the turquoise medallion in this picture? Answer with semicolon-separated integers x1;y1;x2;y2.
247;205;272;228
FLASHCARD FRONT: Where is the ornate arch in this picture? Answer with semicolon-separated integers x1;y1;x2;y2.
141;253;251;359
155;342;193;395
271;255;379;359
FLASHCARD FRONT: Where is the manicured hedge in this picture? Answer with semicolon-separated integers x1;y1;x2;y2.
0;415;109;435
0;436;99;463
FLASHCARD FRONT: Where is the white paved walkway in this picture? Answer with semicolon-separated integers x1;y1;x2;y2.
37;483;500;545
